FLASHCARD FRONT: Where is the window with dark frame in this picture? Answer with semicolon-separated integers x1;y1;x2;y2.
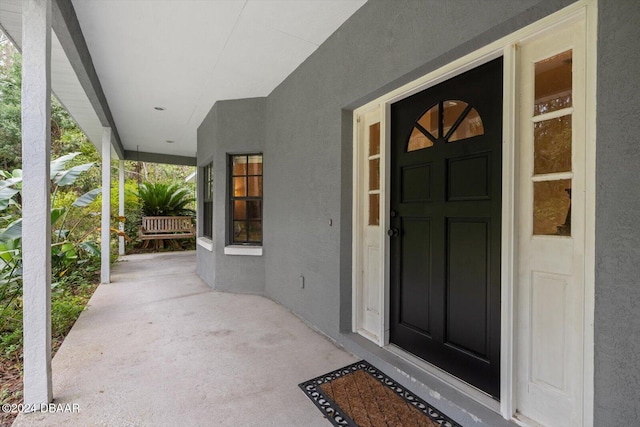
229;154;262;245
202;163;213;239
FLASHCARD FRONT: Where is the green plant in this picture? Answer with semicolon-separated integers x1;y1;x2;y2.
134;182;195;217
0;153;105;323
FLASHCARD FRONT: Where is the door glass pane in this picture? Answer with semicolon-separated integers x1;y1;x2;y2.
369;159;380;191
247;155;263;175
248;176;262;197
533;179;572;236
448;107;484;142
407;127;434;152
369;122;380;156
233;177;246;197
369;193;379;226
417;104;439;138
535;50;572;115
443;100;468;137
534;116;572;174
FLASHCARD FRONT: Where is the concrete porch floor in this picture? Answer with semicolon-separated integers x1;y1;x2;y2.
14;251;357;427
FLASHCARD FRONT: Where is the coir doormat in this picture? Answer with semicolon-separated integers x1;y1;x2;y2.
299;361;461;427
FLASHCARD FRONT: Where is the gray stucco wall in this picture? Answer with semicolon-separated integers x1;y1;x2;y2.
594;1;640;424
196;97;266;295
195;104;217;287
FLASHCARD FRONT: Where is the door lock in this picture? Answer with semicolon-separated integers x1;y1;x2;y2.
387;228;399;237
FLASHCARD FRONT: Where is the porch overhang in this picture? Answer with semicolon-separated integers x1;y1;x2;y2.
1;0;367;164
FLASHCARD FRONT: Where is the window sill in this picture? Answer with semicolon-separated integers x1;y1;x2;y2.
224;245;263;256
197;237;213;252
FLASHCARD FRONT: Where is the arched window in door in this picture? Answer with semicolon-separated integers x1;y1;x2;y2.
407;100;484;151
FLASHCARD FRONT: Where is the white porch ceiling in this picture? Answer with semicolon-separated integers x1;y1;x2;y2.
72;0;366;159
1;0;366;160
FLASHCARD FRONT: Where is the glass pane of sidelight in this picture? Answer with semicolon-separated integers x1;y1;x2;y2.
369;193;380;226
442;100;468;137
248;176;262;197
247;221;262;242
407;127;434;152
534;115;572;174
417;104;439;138
533;179;572;236
448;107;484;142
232;156;247;176
247;155;263;175
233;177;246;197
233;221;247;241
246;200;262;220
369;122;380;156
369;159;380;191
535;50;572;115
233;200;246;220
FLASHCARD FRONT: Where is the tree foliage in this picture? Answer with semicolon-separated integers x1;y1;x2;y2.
134;182;195;217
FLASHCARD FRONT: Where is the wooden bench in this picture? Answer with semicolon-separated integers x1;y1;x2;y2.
139;216;195;248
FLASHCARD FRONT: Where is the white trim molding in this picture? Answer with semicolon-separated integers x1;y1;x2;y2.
224;245;263;256
197;237;213;252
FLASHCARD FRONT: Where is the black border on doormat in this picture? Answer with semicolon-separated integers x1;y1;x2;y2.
299;360;461;427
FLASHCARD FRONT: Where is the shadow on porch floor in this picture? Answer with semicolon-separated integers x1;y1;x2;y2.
13;251;357;427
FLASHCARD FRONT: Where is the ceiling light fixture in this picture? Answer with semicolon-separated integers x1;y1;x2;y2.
166;140;175;144
154;106;166;111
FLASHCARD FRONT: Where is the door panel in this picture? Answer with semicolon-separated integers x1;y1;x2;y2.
390;57;503;398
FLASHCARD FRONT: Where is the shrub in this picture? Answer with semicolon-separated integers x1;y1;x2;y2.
134;182;195;217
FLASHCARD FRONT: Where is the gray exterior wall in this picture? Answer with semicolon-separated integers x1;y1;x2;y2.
195;0;640;424
594;1;640;424
196;97;266;295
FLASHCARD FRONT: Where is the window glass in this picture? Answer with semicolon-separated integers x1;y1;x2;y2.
229;154;262;244
442;100;468;137
407;100;484;149
202;163;213;239
369;123;380;156
369;194;380;226
533;179;572;236
417;104;439;138
534;116;572;175
407;127;434;152
369;159;380;191
535;50;572;115
448;107;484;142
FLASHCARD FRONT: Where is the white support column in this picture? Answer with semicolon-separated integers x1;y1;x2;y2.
21;0;53;406
118;160;125;256
101;128;112;284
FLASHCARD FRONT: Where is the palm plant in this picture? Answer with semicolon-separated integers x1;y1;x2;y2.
134;182;195;217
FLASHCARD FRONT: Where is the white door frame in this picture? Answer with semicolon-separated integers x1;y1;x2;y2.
352;1;597;425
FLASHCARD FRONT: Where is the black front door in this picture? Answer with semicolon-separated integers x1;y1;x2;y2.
389;58;503;398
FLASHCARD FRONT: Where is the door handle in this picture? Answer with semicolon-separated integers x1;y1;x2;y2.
387;228;399;237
